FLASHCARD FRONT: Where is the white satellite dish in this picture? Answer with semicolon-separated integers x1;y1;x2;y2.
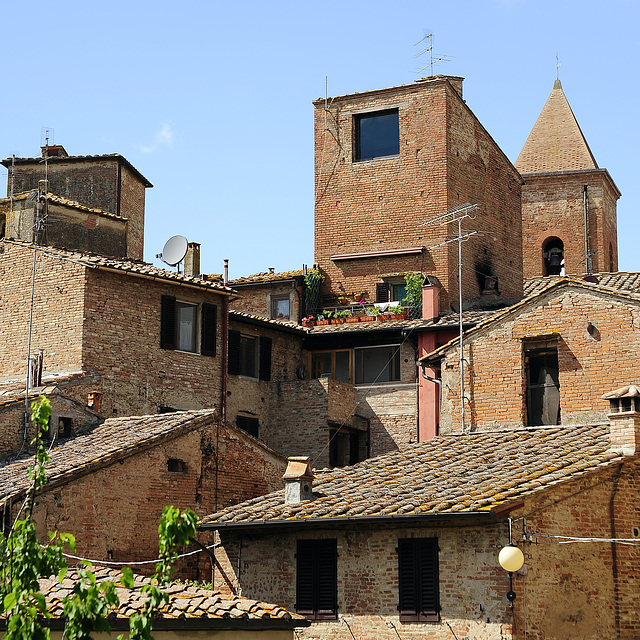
160;235;188;267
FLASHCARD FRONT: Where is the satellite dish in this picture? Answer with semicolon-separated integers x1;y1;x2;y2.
160;235;188;267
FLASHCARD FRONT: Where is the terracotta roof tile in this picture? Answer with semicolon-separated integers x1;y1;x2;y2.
1;191;126;219
524;272;640;298
39;567;304;622
6;240;233;293
228;269;304;285
200;424;621;527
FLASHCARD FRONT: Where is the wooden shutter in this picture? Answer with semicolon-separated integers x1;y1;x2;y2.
296;539;337;620
376;282;390;302
160;295;177;350
228;330;241;374
398;538;439;622
201;303;217;356
259;336;272;381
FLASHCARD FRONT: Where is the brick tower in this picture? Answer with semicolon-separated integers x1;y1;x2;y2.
313;76;523;313
516;80;620;279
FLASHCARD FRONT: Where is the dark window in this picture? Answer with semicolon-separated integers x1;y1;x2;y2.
392;283;408;304
0;214;5;239
161;295;217;356
57;417;72;438
310;350;351;382
167;458;187;473
355;109;399;161
236;415;259;438
398;538;440;623
329;429;362;467
354;345;401;384
296;539;337;620
271;295;290;320
525;342;560;426
228;331;272;379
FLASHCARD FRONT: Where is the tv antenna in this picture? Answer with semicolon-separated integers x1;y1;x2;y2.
40;126;55;148
157;235;188;272
414;31;451;76
422;203;479;433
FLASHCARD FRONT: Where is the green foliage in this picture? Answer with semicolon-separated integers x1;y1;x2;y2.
321;309;334;319
303;267;324;315
0;397;198;640
303;266;324;289
404;272;424;319
365;306;381;316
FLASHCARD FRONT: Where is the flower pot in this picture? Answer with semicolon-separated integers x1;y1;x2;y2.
361;316;376;323
316;319;330;326
345;316;360;323
377;314;392;321
389;313;407;320
302;320;315;327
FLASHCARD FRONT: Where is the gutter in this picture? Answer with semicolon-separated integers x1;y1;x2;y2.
198;510;495;532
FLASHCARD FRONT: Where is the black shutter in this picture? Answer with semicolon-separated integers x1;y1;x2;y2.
201;303;217;356
160;295;177;350
398;538;439;622
296;539;337;620
376;282;390;303
296;540;316;616
228;330;241;375
259;336;272;381
316;539;338;619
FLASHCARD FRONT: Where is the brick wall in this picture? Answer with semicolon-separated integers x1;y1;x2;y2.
438;286;640;432
226;318;307;439
521;170;619;279
214;521;512;640
0;243;87;380
509;458;640;639
119;163;146;260
313;77;522;312
19;419;286;580
82;268;226;417
231;281;303;322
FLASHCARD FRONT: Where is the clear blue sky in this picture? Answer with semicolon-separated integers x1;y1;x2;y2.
1;0;638;278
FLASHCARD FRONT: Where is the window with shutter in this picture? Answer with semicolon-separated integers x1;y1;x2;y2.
376;282;390;303
228;330;241;375
296;539;337;620
398;537;440;622
161;295;177;349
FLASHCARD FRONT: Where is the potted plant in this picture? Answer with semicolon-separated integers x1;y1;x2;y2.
343;309;359;323
337;295;348;305
387;305;407;320
301;315;316;327
316;313;330;326
362;306;380;322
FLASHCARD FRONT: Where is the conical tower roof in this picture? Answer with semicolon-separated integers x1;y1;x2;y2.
516;79;598;174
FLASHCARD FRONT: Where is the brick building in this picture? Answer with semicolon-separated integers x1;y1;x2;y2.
0;240;231;422
313;75;523;313
199;417;640;639
516;80;620;279
0;410;287;579
421;278;640;434
1;145;152;260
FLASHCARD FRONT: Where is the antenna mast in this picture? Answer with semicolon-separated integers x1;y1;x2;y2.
413;31;450;76
423;203;479;433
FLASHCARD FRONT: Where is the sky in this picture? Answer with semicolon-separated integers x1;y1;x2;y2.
1;0;638;278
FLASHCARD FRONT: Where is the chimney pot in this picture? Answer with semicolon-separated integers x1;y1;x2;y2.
603;385;640;454
422;280;440;321
283;456;314;504
184;242;201;278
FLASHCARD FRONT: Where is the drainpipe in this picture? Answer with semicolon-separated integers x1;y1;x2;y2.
221;293;228;422
584;186;591;274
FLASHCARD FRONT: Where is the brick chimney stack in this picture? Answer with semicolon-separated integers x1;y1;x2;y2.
422;282;440;321
602;385;640;455
184;242;201;278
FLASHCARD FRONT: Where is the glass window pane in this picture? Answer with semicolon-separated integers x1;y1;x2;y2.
355;346;400;384
177;303;196;352
239;336;257;377
272;297;290;319
335;351;350;382
356;110;399;161
311;353;332;379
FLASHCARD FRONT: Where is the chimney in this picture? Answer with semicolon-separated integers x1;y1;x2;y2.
283;456;314;504
602;385;640;455
422;281;440;321
223;258;229;286
184;242;201;278
41;144;68;158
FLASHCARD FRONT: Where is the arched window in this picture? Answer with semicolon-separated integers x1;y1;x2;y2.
543;237;564;276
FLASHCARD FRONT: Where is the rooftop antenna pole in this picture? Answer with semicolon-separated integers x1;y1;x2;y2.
556;53;561;80
413;30;451;76
422;203;479;434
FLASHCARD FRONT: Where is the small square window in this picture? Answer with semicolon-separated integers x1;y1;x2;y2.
177;301;197;352
355;109;399;161
354;345;401;384
271;296;290;320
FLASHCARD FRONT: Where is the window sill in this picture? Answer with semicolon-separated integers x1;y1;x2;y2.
353;154;400;164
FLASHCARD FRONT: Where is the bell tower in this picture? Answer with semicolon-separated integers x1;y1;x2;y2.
516;80;620;280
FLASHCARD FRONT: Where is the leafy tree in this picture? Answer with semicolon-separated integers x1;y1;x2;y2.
0;396;197;639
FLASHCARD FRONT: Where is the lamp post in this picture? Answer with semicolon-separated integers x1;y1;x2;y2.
499;518;525;608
